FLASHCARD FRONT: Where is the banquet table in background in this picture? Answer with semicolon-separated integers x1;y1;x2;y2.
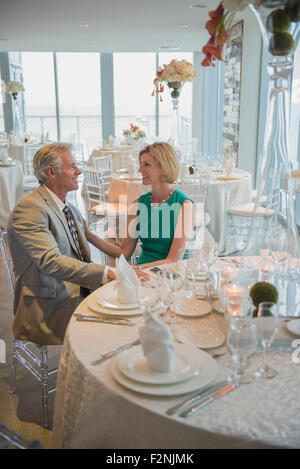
0;160;23;228
87;147;138;172
52;260;300;449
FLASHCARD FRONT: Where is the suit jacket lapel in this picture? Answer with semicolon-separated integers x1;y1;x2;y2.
37;185;80;257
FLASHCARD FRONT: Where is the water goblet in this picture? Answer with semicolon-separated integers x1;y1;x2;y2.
226;322;257;384
255;301;279;379
271;229;291;279
225;290;255;329
156;271;172;322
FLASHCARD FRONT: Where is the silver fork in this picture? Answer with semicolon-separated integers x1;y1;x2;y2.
91;338;140;366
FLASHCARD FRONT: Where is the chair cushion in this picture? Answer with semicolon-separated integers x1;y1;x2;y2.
93;202;128;216
228;202;274;217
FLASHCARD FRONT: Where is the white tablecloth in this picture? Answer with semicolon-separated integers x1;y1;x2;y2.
109;175;150;205
52;260;300;449
0;160;23;228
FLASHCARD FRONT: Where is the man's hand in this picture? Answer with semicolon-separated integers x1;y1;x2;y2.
107;268;116;281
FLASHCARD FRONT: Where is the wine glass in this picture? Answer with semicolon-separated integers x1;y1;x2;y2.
156;270;172;322
255;301;279;379
227;322;257;384
225;292;255;329
201;240;218;277
271;229;291;278
166;271;184;325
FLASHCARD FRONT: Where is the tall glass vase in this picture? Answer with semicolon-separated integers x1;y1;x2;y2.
12;95;24;141
240;1;300;279
168;81;183;156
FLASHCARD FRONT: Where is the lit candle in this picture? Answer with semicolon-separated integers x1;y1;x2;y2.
221;266;237;280
224;284;244;298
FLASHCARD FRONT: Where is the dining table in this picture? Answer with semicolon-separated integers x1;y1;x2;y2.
0;159;23;228
52;257;300;449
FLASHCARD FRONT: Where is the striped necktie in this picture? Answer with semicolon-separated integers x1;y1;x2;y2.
63;205;84;261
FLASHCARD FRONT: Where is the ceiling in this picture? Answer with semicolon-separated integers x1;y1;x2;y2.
0;0;249;53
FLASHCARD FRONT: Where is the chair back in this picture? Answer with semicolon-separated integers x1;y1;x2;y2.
93;155;112;197
23;144;43;176
0;228;15;307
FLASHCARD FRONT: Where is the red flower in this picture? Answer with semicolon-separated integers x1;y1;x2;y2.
201;2;228;67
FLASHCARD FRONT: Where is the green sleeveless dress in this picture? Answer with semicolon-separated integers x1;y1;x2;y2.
137;189;192;265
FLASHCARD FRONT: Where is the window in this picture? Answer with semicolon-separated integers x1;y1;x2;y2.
56;53;102;149
22;53;57;140
113;53;156;141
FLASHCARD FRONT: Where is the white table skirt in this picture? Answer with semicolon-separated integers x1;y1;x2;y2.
0;161;23;228
52;260;300;449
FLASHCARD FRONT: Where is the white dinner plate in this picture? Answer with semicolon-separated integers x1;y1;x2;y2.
112;347;218;396
96;288;141;310
179;326;225;349
87;293;142;317
213;299;225;314
117;344;200;385
174;298;212;317
286;319;300;337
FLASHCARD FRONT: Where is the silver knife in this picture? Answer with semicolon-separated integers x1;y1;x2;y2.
75;315;135;326
166;380;229;416
180;381;239;418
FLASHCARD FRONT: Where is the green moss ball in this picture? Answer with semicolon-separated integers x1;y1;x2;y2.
249;281;278;308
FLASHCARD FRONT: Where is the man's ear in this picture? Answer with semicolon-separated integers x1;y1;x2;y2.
45;165;55;177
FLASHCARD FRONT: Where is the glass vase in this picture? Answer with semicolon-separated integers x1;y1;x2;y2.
12;95;24;141
240;1;300;279
168;81;183;155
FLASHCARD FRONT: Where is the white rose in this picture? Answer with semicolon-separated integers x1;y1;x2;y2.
5;81;25;94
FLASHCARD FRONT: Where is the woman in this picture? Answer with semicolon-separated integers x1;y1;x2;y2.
85;142;194;268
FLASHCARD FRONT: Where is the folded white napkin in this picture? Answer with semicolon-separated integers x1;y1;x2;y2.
114;254;140;305
139;310;176;372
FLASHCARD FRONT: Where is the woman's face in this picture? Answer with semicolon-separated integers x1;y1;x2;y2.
138;152;163;186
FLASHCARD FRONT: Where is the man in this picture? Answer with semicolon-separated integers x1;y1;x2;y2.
7;143;115;345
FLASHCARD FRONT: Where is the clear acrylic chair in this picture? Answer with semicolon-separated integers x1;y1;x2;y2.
0;229;57;429
0;422;42;449
93;154;113;199
83;167;127;241
22;144;40;193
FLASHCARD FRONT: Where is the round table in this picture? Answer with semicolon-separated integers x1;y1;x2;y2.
0;160;23;228
52;260;300;449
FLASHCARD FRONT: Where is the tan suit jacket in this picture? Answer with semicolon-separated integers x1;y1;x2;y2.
7;185;105;345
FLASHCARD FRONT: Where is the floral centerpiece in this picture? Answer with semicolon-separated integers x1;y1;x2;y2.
5;81;25;139
152;59;196;101
5;80;25;100
122;123;146;143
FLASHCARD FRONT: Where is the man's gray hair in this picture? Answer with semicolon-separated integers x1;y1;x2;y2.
33;143;72;184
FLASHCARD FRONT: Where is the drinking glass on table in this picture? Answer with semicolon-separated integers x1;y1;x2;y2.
156;271;172;322
271;229;291;279
225;290;255;328
227;322;257;384
255;301;279;379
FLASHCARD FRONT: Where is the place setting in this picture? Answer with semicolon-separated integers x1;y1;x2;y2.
110;307;219;398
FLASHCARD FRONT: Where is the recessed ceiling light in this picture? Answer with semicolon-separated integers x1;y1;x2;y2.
179;24;189;28
159;45;180;51
189;4;207;8
80;23;89;28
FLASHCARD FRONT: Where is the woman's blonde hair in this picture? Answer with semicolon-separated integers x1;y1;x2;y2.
139;142;180;183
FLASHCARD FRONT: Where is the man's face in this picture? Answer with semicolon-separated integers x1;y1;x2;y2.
53;151;81;193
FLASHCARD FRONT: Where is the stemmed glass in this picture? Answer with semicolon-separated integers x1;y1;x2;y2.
156;270;172;322
226;322;257;384
270;228;291;279
255;301;279;379
225;292;255;329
